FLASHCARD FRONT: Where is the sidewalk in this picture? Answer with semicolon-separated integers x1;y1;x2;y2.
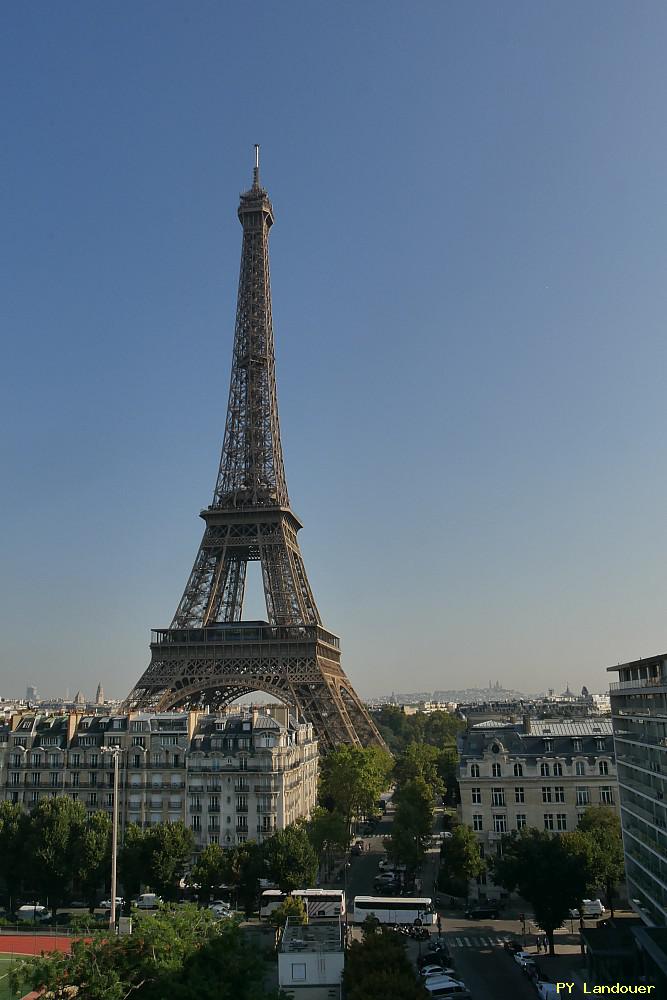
520;934;588;999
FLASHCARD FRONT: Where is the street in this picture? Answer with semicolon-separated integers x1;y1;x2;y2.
341;806;586;1000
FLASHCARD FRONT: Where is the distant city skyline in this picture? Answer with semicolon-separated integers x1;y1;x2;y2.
3;3;667;700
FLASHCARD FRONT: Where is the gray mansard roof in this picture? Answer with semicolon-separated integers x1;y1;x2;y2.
460;718;614;762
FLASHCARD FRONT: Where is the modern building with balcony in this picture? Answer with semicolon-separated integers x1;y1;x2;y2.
0;705;318;851
606;653;667;989
608;654;667;925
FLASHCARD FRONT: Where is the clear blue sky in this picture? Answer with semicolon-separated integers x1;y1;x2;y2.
2;1;667;700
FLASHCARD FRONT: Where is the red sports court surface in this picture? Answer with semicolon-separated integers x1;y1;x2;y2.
0;934;73;955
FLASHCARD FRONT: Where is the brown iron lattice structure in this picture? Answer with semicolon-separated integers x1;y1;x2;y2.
125;150;385;752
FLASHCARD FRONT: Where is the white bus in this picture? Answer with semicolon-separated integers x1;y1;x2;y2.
351;896;435;925
259;888;346;920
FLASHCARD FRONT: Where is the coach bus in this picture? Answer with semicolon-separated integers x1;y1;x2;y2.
350;896;435;925
259;888;346;920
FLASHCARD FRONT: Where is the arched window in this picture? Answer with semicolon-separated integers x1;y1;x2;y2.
553;762;563;776
599;760;609;775
540;762;550;777
575;760;585;776
492;763;502;778
513;763;523;777
470;764;480;778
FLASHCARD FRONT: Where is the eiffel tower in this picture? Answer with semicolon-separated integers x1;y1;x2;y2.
125;149;385;752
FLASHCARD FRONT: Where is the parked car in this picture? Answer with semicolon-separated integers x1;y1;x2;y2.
134;893;162;909
465;904;500;919
17;904;51;922
423;975;471;998
419;949;453;969
99;897;124;910
420;965;458;979
208;900;232;918
513;951;534;968
569;899;605;919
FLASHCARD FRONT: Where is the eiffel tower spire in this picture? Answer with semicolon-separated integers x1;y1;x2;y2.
125;152;385;752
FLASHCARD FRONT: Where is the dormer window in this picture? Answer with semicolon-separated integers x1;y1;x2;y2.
572;738;582;752
514;763;523;777
543;739;552;752
470;764;480;778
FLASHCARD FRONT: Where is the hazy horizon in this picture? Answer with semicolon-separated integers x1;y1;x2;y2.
3;2;667;701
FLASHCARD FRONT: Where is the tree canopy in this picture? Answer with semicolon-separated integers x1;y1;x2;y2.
439;823;485;897
263;825;318;892
11;905;283;1000
491;828;593;954
385;777;434;872
343;927;428;1000
394;743;445;800
190;843;229;904
374;707;464;756
572;806;625;917
319;745;393;832
0;800;29;911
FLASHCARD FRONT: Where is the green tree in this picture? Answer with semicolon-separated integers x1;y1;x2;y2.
385;777;434;872
145;821;195;901
268;894;307;936
319;746;393;833
576;806;625;917
78;811;112;910
303;807;348;855
0;800;28;912
119;822;150;904
119;822;194;904
25;796;89;912
263;825;318;892
437;746;460;806
491;829;592;955
11;904;283;1000
218;841;265;916
302;807;348;881
343;927;428;1000
374;707;464;756
439;823;485;897
394;743;445;800
190;843;229;904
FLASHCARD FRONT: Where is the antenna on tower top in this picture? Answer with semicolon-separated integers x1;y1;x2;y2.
253;144;260;186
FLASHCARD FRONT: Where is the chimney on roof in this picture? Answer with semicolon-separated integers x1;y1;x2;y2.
522;715;531;735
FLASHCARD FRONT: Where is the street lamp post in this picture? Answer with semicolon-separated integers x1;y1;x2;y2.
101;746;123;932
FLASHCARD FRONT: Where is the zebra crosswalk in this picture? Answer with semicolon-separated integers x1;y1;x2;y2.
444;933;517;950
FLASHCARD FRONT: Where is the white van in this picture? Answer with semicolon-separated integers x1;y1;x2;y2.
17;904;50;922
569;899;605;919
134;893;162;909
